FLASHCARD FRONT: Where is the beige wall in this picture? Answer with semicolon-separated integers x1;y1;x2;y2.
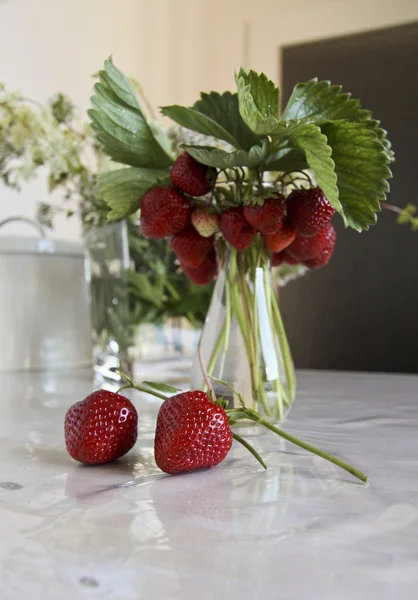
1;0;417;240
0;0;144;240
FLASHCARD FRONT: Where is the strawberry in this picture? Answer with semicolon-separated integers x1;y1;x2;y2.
271;252;284;267
171;151;216;196
244;196;285;234
287;223;334;261
287;187;335;237
170;225;214;267
64;390;138;465
191;207;220;238
283;252;300;265
154;391;232;474
305;224;337;269
140;186;191;239
180;248;218;285
220;207;256;251
263;219;296;253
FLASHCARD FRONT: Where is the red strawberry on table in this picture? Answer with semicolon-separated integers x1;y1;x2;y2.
140;186;191;239
305;224;337;269
244;196;285;235
171;151;216;196
287;223;335;261
220;207;257;251
180;248;218;285
154;391;233;474
64;390;138;465
263;219;296;253
191;207;220;238
170;225;214;267
287;187;335;237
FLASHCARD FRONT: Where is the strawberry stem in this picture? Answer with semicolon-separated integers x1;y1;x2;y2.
232;432;267;470
243;407;368;484
117;371;169;400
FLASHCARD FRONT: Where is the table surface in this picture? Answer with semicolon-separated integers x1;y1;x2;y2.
0;367;417;600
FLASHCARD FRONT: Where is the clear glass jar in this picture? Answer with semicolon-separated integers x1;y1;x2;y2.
190;246;296;423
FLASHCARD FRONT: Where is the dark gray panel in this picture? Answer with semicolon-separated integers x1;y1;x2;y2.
281;23;418;373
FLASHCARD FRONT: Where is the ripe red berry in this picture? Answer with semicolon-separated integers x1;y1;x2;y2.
287;223;334;261
271;252;284;267
154;391;232;474
220;207;257;251
171;151;216;196
180;248;218;285
287;187;335;237
140;186;191;239
263;220;296;253
283;252;300;265
244;196;285;235
304;224;337;269
64;390;138;465
170;225;214;267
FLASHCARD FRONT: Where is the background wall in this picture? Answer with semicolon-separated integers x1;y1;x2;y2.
1;0;418;240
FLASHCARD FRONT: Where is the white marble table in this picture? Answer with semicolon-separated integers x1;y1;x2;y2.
0;368;417;600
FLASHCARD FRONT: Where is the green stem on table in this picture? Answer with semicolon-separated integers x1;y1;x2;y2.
242;408;368;484
232;432;267;470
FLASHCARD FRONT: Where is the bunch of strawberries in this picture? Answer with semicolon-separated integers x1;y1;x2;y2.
140;151;337;286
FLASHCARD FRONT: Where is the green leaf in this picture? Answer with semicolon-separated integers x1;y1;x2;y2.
142;381;181;394
281;79;394;162
265;148;308;172
90;58;172;168
320;121;392;231
182;139;269;169
97;167;169;220
193;91;260;151
286;123;340;212
126;271;164;308
235;68;279;135
160;105;239;148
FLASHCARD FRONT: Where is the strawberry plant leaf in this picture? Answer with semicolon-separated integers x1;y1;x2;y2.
281;79;394;162
98;167;170;220
285;122;340;212
89;58;172;169
320;121;392;231
142;381;181;394
161;105;240;148
182;141;269;169
193;91;260;151
235;68;280;135
265;148;308;172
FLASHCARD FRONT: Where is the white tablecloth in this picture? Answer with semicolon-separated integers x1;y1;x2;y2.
0;368;417;600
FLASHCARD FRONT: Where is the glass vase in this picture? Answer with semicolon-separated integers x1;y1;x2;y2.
85;221;206;384
190;244;296;423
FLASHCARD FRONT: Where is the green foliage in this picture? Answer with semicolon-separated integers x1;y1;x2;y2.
281;78;394;162
90;60;394;233
182;139;269;169
397;204;418;231
235;69;280;135
89;58;172;169
98;167;170;220
284;122;340;212
193;91;260;151
320;121;391;230
161;105;239;148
